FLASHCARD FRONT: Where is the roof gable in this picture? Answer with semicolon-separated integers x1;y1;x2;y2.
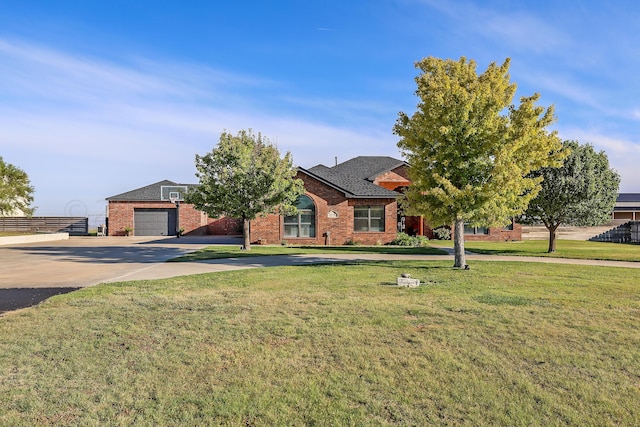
332;156;407;181
106;180;197;201
301;156;406;199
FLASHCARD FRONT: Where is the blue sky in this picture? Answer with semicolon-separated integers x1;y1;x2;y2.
1;1;639;223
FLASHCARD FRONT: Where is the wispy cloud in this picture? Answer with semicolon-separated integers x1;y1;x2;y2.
516;70;600;107
419;0;568;54
0;38;278;107
0;37;399;216
559;126;640;192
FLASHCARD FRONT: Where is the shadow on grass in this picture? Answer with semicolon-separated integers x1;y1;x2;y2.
296;245;446;255
171;245;448;262
291;260;454;270
463;248;538;256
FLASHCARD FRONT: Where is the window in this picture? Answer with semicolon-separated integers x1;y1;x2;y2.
354;206;385;232
464;224;488;235
284;195;315;238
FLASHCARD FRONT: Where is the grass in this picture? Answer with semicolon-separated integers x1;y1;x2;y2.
170;244;447;262
1;260;640;425
434;239;640;262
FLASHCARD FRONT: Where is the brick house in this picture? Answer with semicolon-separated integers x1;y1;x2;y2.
252;155;519;244
106;180;239;236
106;157;521;242
251;156;410;245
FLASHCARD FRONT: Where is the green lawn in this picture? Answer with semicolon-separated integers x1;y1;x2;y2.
434;239;640;262
1;261;639;425
170;244;447;262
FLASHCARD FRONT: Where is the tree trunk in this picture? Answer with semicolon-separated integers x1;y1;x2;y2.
243;218;251;250
547;224;558;253
453;218;466;268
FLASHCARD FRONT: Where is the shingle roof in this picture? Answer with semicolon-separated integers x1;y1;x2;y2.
107;156;407;202
616;193;640;203
106;180;197;201
332;156;407;181
302;156;406;199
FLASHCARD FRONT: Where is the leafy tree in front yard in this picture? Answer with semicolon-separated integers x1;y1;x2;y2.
186;129;304;250
0;156;34;217
394;56;566;268
520;140;620;253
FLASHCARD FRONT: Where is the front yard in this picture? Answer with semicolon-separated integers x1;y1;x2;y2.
1;260;639;425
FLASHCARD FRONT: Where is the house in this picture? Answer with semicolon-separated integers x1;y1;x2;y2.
613;193;640;221
106;157;522;242
251;156;410;245
106;180;239;236
252;156;521;244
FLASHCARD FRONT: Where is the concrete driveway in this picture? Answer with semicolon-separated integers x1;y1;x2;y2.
0;235;241;313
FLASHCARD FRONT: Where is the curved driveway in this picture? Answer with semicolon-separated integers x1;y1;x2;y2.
1;235;639;313
0;236;239;313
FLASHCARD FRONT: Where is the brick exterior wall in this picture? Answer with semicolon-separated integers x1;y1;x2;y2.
463;222;522;241
250;171;399;245
107;161;522;242
451;220;522;241
107;201;240;236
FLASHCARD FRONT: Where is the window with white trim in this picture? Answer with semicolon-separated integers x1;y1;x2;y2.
284;195;316;238
354;206;385;232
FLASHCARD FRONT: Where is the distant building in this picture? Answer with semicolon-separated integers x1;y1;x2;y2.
613;193;640;221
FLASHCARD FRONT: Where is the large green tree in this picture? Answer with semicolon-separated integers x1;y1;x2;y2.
394;57;565;268
520;140;620;253
186;129;304;250
0;156;34;217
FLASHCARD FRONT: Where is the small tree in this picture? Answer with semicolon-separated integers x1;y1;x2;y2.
186;129;304;250
0;156;35;217
394;57;565;268
520;140;620;253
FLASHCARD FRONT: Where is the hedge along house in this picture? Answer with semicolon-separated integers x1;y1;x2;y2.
106;180;239;236
250;156;410;245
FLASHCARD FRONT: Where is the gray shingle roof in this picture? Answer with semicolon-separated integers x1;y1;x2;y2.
106;180;198;201
332;156;407;181
616;193;640;203
108;156;407;202
302;156;406;199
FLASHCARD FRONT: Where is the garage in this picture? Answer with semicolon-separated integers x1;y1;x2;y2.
134;208;177;236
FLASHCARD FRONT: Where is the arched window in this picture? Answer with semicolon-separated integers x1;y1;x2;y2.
284;195;316;238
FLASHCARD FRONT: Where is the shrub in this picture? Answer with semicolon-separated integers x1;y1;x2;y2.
390;232;429;247
433;226;451;240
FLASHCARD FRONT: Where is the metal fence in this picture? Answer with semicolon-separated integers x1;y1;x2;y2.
590;221;640;244
0;217;89;235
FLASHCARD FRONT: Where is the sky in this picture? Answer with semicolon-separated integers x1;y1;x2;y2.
1;0;639;225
